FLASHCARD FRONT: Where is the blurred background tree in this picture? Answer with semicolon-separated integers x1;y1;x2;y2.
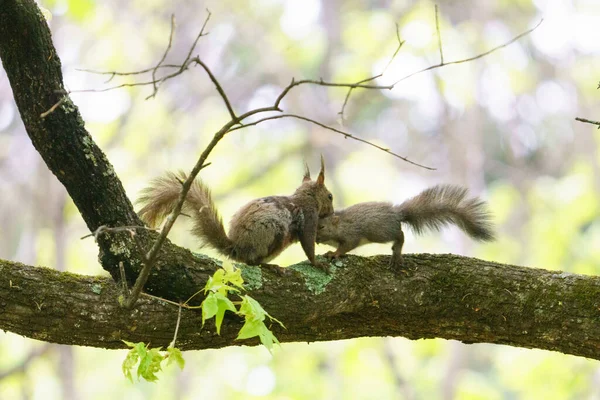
1;0;599;399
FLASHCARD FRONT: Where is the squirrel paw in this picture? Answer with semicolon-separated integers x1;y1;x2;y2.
260;263;291;276
389;254;410;275
312;260;331;274
323;251;340;260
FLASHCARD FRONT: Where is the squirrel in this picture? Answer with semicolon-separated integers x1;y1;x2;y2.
137;158;334;273
316;184;495;268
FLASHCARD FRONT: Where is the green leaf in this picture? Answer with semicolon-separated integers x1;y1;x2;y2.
137;347;164;383
222;259;235;273
236;320;280;353
166;347;185;370
204;267;244;296
238;295;266;322
122;346;140;383
239;295;285;328
226;267;245;290
257;324;281;352
201;292;218;326
237;318;264;340
122;340;137;348
213;292;237;335
236;296;284;352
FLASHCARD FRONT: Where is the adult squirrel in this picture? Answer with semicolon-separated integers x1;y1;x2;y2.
316;184;494;267
137;159;334;272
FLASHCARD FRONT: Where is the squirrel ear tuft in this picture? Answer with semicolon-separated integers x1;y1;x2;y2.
317;155;325;185
303;161;311;182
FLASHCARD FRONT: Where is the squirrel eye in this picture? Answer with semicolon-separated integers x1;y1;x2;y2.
328;193;333;200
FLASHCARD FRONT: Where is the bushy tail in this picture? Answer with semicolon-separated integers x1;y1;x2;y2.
395;185;495;241
137;172;233;254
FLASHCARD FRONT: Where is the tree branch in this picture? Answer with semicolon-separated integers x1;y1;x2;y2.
393;19;543;86
2;255;599;361
231;113;434;170
575;117;600;128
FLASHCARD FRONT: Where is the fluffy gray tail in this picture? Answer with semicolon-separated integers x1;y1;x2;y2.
137;172;233;254
396;185;495;241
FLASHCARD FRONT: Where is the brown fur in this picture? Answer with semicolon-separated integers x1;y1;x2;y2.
316;184;495;267
137;161;334;271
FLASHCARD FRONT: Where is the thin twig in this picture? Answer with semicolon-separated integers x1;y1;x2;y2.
435;5;444;64
80;225;157;240
141;292;183;307
339;24;405;121
274;78;393;110
170;304;183;348
184;10;212;64
231;113;435;170
575;117;600;128
119;261;129;294
40;95;67;118
192;57;237;120
123;160;213;309
77;64;183;79
149;14;177;99
393;19;543;85
75;12;211;97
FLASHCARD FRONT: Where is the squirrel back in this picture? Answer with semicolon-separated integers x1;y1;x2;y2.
316;184;494;266
137;160;334;270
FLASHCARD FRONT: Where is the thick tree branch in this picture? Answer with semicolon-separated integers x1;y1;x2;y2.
0;0;216;295
1;254;599;360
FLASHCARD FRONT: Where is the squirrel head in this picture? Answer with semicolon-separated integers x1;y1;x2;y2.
316;214;340;243
297;156;334;217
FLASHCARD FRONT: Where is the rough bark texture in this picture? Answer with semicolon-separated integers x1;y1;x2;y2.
0;0;217;293
1;0;599;362
2;255;600;360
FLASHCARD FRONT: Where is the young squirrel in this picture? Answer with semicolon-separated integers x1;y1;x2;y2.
137;159;334;272
316;185;494;267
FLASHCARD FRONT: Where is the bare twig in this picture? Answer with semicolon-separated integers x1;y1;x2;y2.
230;113;434;170
77;64;183;82
142;292;183;307
170;304;183;348
80;224;157;240
119;261;129;293
192;57;237;121
274;78;393;110
185;10;212;63
575;117;600;128
393;19;543;85
148;14;177;99
339;23;405;121
435;5;444;64
40;95;67;118
74;11;211;97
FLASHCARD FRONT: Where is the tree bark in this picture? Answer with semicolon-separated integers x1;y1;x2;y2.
2;254;600;360
0;0;216;292
1;0;599;363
